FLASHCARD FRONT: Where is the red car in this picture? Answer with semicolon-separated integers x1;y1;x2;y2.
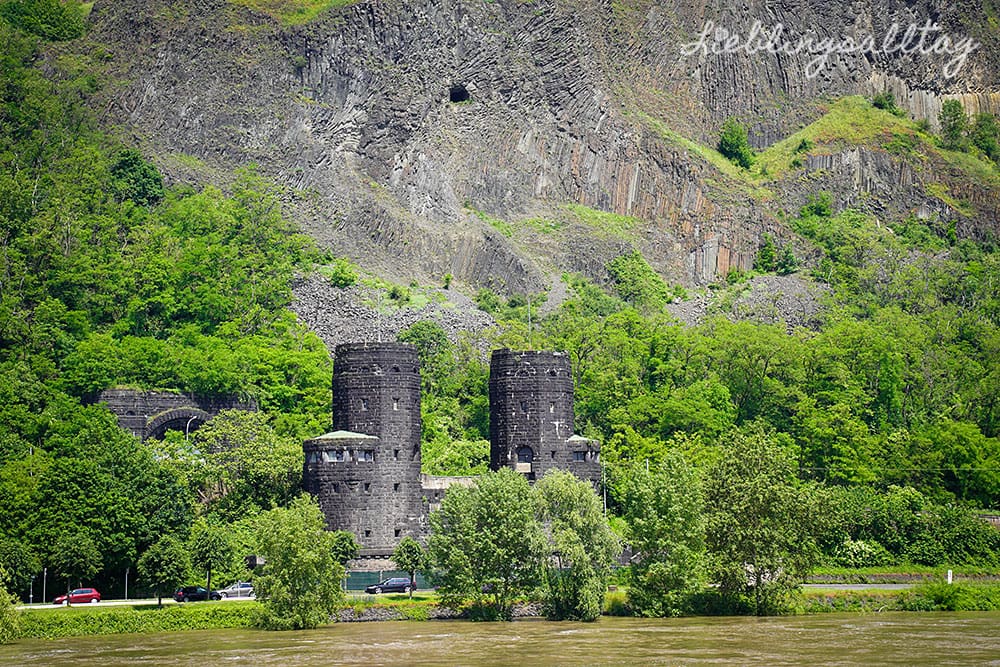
53;588;101;604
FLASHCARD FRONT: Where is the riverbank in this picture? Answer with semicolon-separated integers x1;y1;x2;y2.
11;583;1000;641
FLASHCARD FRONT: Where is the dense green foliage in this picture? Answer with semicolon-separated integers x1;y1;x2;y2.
705;425;819;615
619;454;704;617
428;470;616;621
137;536;190;607
427;469;547;620
252;495;345;630
718;118;755;169
0;17;332;602
17;602;259;639
535;471;619;621
0;567;17;645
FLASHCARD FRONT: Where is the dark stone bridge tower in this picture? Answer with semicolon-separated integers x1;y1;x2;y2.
489;349;600;484
303;343;424;553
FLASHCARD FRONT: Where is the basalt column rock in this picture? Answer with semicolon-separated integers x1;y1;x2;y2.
488;349;600;485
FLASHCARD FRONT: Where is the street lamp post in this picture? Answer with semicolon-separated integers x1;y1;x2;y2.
29;574;35;605
184;415;198;442
42;567;47;604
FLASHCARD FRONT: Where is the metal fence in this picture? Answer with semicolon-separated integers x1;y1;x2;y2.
344;570;431;591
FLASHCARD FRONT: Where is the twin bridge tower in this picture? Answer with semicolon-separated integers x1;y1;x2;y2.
303;343;601;555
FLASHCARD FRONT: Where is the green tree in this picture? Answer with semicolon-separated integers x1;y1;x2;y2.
776;243;798;275
620;453;705;617
939;100;968;150
253;495;345;630
190;518;234;598
0;538;40;600
330;530;360;565
705;424;818;615
606;251;673;311
427;469;546;620
50;531;101;605
392;537;425;598
137;536;190;607
191;410;303;520
970;113;1000;163
718;118;755;169
755;234;778;272
534;470;619;621
110;149;164;207
0;566;18;645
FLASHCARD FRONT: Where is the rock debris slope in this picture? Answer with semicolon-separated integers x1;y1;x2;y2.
86;0;999;299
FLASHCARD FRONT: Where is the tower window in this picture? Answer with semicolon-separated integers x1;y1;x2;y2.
449;84;470;103
394;482;400;492
394;449;400;460
549;402;555;413
361;398;369;411
394;528;402;538
364;482;371;492
365;529;371;538
550;451;556;460
393;398;400;410
573;451;587;462
520;400;528;413
517;446;534;463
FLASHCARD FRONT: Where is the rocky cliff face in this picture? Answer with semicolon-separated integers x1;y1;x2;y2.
85;0;1000;297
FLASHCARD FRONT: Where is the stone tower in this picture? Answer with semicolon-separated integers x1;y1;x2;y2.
303;342;424;552
489;349;600;483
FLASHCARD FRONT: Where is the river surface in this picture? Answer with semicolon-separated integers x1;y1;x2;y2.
3;613;999;666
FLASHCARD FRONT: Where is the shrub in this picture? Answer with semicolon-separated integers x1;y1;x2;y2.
602;590;631;616
0;0;86;41
872;91;903;116
718;118;755;169
321;258;357;287
17;603;259;639
833;539;894;568
939;100;968;150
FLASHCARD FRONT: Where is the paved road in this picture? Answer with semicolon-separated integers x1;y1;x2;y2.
802;583;915;591
18;596;257;611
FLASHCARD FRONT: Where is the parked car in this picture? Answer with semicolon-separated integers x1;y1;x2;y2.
364;577;414;594
216;581;254;598
173;586;222;602
53;588;101;604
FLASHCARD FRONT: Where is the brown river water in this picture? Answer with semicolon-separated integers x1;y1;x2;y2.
2;612;999;666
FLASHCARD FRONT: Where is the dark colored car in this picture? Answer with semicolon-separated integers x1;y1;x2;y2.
364;577;414;594
53;588;101;604
173;586;222;602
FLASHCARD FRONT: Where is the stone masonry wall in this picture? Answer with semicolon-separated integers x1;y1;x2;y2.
489;349;600;485
321;343;425;552
93;389;256;440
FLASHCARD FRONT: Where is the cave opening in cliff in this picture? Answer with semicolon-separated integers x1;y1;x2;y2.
449;84;470;103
